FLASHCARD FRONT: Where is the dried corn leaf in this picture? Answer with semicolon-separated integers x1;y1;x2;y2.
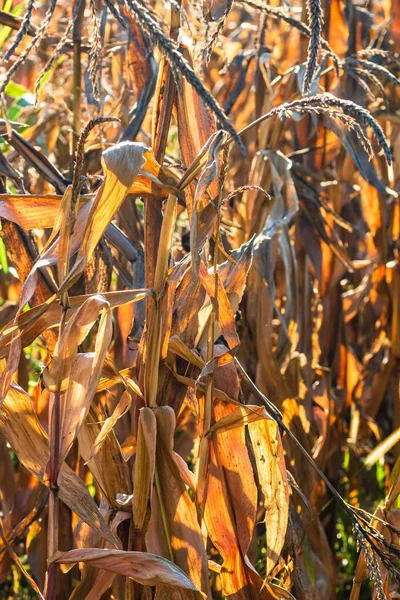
198;259;238;352
120;8;157;141
201;361;262;597
0;194;67;229
176;46;218;216
206;404;266;434
0;372;118;546
248;415;289;577
0;289;150;361
133;407;156;531
0;379;48;482
191;131;226;278
58;466;119;548
78;405;131;508
90;390;132;459
43;295;110;393
50;548;206;596
146;407;211;597
152;57;176;160
61;141;147;291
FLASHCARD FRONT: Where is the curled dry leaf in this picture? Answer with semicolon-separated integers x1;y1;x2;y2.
191;131;226;279
0;369;118;546
90;389;132;460
60;141;147;291
44;296;114;470
0;289;150;361
78;404;132;508
50;548;206;597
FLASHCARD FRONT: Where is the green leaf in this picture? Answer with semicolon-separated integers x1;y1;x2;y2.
0;1;26;48
0;236;8;275
304;539;315;585
5;81;30;99
7;93;35;121
2;0;13;14
36;55;67;93
0;0;14;47
11;1;26;16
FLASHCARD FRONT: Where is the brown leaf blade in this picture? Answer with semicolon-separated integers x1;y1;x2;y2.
50;548;206;596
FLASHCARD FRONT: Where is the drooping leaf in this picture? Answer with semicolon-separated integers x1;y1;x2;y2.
50;548;206;596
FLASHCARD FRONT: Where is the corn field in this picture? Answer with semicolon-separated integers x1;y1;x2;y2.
0;0;399;598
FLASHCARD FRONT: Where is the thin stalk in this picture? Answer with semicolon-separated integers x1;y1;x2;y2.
144;0;181;358
204;317;215;433
44;496;59;598
71;0;86;170
45;385;62;598
125;520;135;600
204;187;221;430
144;120;220;407
196;155;225;508
152;0;181;161
196;307;215;508
45;299;69;599
145;192;177;407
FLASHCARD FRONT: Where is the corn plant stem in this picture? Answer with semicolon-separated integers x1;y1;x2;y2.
45;385;62;599
393;258;400;459
152;0;180;161
204;318;214;433
46;120;79;598
204;201;221;431
145;192;177;407
125;520;135;600
144;181;178;570
45;494;59;598
71;0;86;171
145;305;162;408
393;258;400;358
45;247;70;598
144;201;162;297
153;197;177;296
144;0;180;355
197;173;224;512
45;295;68;598
198;312;215;507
